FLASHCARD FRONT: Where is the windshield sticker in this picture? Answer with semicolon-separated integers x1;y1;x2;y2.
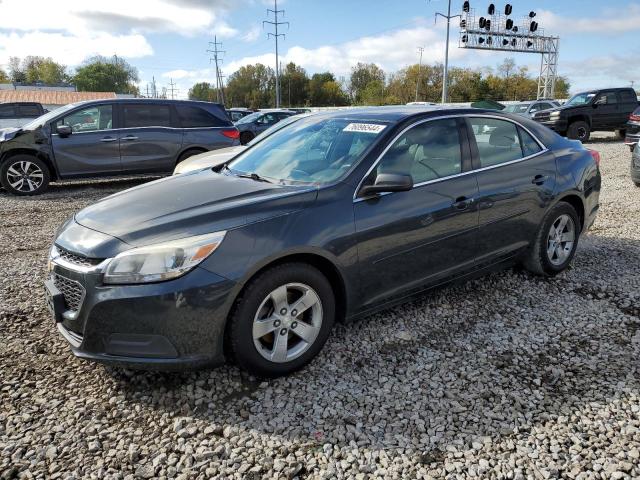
343;123;386;134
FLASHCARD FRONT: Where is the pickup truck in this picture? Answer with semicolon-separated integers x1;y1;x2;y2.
0;102;47;129
532;87;639;142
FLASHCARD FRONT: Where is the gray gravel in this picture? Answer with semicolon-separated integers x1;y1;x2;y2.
1;136;639;479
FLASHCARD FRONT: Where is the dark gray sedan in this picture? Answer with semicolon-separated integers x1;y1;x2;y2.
45;107;601;377
235;109;296;145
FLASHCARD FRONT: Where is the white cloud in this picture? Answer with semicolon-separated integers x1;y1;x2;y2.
538;4;640;34
242;25;262;43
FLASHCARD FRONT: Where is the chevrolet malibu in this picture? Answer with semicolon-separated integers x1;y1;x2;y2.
45;107;601;377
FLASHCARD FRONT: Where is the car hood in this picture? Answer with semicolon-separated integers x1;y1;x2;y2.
74;169;318;247
174;146;246;174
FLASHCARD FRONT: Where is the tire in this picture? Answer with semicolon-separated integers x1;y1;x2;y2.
240;132;254;145
523;202;580;276
634;182;640;188
615;129;626;140
0;155;51;196
228;263;335;377
567;121;590;142
176;149;205;164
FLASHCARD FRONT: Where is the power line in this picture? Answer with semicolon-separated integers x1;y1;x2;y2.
415;46;424;102
168;78;178;100
207;35;226;104
263;0;289;108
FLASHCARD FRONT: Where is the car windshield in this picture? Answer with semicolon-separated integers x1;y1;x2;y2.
246;114;307;146
235;112;261;125
504;103;530;113
565;92;597;106
227;116;388;184
21;103;78;130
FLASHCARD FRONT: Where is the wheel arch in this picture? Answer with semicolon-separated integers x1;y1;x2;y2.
175;146;207;165
567;114;591;128
555;193;585;232
1;149;58;180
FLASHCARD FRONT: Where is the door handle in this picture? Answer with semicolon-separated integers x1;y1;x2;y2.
452;196;474;210
532;174;549;185
121;135;138;141
100;137;117;142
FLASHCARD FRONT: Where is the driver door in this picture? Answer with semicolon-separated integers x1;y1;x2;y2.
592;91;619;129
51;104;121;176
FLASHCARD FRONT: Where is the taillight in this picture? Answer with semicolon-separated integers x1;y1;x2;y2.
221;128;240;140
588;149;601;168
630;114;640;122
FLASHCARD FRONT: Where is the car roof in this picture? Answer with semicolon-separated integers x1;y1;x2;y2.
295;105;481;122
65;98;225;108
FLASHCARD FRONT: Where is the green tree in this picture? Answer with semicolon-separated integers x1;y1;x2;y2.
225;64;275;108
308;72;349;106
349;62;385;103
188;82;219;101
73;55;139;94
22;56;67;84
8;57;26;83
554;77;571;99
280;62;309;107
0;68;9;83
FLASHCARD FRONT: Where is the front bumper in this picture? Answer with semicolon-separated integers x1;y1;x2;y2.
535;118;567;132
48;262;237;371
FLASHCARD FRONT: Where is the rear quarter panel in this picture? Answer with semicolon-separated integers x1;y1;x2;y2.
182;128;239;152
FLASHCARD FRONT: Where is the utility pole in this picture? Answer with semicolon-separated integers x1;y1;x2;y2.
435;0;460;103
207;36;226;104
263;0;289;108
151;76;157;98
415;46;424;102
168;78;178;100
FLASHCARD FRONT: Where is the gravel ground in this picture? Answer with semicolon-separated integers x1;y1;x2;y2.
1;135;639;479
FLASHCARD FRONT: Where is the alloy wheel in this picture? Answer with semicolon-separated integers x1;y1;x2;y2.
5;160;45;193
546;214;575;266
252;282;323;363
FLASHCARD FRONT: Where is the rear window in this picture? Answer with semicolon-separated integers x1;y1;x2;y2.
18;104;42;117
177;105;226;128
0;104;17;118
123;104;171;128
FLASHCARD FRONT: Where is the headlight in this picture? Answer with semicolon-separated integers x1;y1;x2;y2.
103;231;226;284
549;111;561;118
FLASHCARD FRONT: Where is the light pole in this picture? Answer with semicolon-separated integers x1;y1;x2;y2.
435;0;460;103
415;46;424;102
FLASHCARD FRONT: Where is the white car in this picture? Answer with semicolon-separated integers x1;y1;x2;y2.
173;113;312;175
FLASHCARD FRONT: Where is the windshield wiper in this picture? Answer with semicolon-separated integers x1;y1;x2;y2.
235;171;273;183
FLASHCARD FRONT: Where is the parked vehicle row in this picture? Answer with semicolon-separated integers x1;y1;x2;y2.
235;109;297;145
0;99;239;195
504;99;560;118
44;106;601;377
532;87;639;142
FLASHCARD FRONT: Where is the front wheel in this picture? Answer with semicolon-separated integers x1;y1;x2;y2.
567;121;590;142
228;263;335;377
240;132;254;145
0;155;51;196
523;202;580;276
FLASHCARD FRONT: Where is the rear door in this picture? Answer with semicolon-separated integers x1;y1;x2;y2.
354;117;479;309
592;91;619;129
51;103;121;176
618;90;639;124
467;116;556;264
119;103;183;173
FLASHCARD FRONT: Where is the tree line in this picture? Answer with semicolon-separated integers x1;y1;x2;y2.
0;55;140;95
189;58;571;108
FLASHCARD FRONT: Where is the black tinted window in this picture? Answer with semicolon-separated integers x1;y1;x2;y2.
620;90;638;103
0;105;16;118
123;104;171;128
377;118;462;183
468;118;523;167
18;105;42;117
177;105;225;128
519;127;543;157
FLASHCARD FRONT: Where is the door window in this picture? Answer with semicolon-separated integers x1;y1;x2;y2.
376;118;462;184
177;105;225;128
468;118;526;167
257;113;277;125
519;128;543;157
56;105;113;132
620;90;638;103
123;104;171;128
595;92;618;105
18;105;42;117
0;105;16;118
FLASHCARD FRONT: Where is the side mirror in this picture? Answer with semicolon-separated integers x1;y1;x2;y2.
56;124;72;137
359;173;413;198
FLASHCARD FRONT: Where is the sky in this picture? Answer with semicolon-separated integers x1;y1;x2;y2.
0;0;638;99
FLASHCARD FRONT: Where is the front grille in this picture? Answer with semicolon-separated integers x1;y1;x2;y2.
57;247;103;268
535;113;551;122
52;273;85;313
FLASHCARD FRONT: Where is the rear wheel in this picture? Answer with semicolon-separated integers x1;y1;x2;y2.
228;263;335;377
240;132;254;145
567;121;590;142
615;129;626;140
634;182;640;188
0;155;50;196
176;149;205;164
523;202;580;276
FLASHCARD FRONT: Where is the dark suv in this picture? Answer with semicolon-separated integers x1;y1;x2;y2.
532;88;639;142
0;99;239;195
